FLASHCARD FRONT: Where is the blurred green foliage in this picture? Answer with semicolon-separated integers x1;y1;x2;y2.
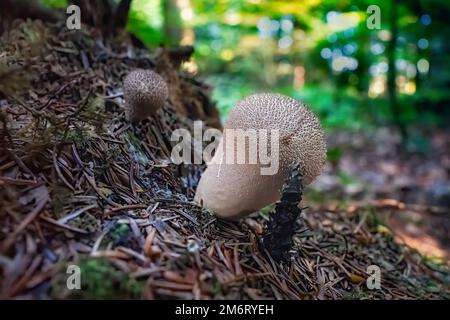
128;0;166;45
40;0;67;9
127;0;450;131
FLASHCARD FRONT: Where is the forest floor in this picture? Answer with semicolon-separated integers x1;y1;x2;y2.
311;128;450;264
0;20;449;299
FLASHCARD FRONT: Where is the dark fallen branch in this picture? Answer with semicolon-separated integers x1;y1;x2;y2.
262;162;304;262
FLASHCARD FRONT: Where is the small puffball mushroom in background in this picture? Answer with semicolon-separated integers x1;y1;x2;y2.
123;69;169;122
194;93;326;220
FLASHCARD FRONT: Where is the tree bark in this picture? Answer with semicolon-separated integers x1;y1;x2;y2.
387;0;407;141
70;0;132;37
162;0;182;46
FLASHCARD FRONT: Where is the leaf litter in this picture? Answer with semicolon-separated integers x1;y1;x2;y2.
0;20;449;299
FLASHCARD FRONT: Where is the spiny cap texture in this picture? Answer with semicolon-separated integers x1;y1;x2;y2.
123;69;168;122
225;93;326;185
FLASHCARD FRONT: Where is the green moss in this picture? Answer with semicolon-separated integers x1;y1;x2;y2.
108;223;131;246
212;281;222;295
56;128;85;144
52;257;144;299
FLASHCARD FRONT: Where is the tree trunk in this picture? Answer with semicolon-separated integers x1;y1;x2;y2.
162;0;182;46
71;0;132;37
387;0;407;141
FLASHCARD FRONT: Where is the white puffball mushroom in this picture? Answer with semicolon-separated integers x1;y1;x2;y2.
123;69;169;122
194;93;326;220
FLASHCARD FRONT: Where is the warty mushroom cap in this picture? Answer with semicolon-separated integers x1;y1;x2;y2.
194;93;326;220
123;69;169;122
